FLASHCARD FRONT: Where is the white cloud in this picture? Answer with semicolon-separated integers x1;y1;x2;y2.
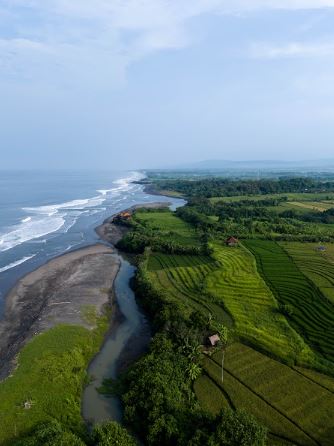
250;41;334;58
1;0;334;88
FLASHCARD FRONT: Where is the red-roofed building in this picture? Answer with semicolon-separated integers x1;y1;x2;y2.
225;236;239;247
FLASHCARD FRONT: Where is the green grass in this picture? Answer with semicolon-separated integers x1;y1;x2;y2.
205;242;314;365
193;375;230;415
135;211;200;247
245;240;334;368
199;343;334;446
0;320;108;445
281;242;334;305
147;252;233;326
210;192;334;204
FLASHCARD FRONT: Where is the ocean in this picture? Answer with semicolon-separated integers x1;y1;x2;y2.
0;170;182;313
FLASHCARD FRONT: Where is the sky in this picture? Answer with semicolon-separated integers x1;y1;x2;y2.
1;1;334;169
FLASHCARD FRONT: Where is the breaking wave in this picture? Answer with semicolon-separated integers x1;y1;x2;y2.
0;255;36;274
0;172;142;253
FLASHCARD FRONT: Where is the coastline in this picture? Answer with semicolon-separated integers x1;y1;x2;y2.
0;200;171;381
0;244;119;380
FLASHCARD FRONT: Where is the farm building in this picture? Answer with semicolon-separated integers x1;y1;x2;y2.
225;236;239;247
316;246;327;252
113;211;132;223
208;334;220;347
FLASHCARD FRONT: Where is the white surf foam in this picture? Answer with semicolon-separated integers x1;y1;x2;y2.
0;215;65;252
0;255;36;274
0;172;144;253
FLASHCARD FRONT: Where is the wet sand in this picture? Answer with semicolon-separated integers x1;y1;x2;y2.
0;244;120;380
0;202;169;381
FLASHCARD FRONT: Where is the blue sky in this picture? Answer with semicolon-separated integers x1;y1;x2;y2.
1;1;334;169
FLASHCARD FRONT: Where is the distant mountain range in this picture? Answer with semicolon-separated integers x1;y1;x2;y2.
171;159;334;171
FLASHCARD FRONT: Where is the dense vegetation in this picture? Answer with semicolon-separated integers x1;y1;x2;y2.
149;177;334;198
13;420;137;445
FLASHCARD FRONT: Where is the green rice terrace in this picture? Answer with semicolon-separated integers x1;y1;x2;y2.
197;343;334;446
134;210;200;247
245;240;334;367
281;242;334;305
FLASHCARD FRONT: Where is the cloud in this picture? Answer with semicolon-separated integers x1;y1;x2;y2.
250;41;334;58
1;0;334;88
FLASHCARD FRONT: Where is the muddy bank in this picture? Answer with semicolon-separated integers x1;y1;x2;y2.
0;244;120;380
96;202;171;245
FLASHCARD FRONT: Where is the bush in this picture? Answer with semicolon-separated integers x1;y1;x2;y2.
13;420;85;446
208;410;267;446
92;421;137;446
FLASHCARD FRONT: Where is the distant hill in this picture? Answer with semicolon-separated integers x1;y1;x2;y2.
172;159;334;171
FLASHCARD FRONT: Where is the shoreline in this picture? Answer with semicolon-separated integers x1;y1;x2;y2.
0;244;119;380
0;200;171;381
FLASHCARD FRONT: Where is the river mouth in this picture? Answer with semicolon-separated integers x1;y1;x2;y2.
82;253;151;424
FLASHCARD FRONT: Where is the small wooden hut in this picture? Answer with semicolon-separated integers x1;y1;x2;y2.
208;334;220;347
225;236;239;247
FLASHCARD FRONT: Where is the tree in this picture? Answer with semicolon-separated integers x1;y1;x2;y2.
92;421;137;446
208;409;267;446
13;420;85;446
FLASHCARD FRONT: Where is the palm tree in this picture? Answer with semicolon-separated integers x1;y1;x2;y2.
187;363;202;381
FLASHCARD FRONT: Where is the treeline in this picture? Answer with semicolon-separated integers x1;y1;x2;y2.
117;231;208;255
173;196;334;243
153;177;334;198
13;420;137;446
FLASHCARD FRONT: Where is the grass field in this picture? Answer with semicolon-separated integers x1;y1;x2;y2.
196;343;334;446
205;242;314;365
147;252;233;326
210;192;334;204
281;242;334;305
245;240;334;368
135;211;200;247
0;321;108;445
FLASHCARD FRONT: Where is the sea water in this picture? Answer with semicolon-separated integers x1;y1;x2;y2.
0;170;183;313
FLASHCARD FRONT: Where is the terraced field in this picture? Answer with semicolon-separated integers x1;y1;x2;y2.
205;243;313;365
135;211;200;247
197;343;334;446
147;252;233;326
281;242;334;305
245;240;334;367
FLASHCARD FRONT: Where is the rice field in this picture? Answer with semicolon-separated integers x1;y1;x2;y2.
135;211;200;247
245;240;334;366
210;193;334;204
147;252;233;326
197;343;334;446
280;242;334;305
205;243;313;365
